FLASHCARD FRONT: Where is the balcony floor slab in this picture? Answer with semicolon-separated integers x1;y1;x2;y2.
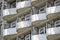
47;13;60;19
47;34;60;40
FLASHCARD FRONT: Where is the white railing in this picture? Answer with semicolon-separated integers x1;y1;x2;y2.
3;8;17;16
46;27;60;35
31;34;47;40
31;13;46;22
46;6;60;15
3;28;17;36
17;21;31;29
16;1;31;9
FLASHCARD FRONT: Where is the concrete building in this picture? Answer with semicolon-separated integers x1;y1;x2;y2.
0;0;60;40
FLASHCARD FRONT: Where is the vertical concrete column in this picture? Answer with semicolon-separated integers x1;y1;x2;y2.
1;0;4;40
32;7;37;14
50;20;54;27
31;27;38;35
31;27;39;40
16;36;18;40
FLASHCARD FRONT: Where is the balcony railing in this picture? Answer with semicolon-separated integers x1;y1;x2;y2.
17;21;31;29
31;13;46;22
16;1;31;9
31;34;47;40
3;28;17;36
46;27;60;35
46;6;60;15
3;8;17;17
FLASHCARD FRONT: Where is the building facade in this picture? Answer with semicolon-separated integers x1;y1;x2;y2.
0;0;60;40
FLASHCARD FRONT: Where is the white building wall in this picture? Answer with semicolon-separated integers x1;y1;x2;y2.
31;34;47;40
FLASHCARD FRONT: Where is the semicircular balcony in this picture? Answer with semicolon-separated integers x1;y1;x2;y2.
31;0;47;7
31;0;38;6
31;34;47;40
17;21;31;32
46;6;60;19
46;27;60;40
16;1;31;17
3;8;17;22
3;28;17;39
31;13;46;26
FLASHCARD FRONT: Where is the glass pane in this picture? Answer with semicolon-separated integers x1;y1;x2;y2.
39;28;44;34
55;20;60;27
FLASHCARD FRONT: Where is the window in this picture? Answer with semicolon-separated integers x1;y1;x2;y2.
39;27;45;34
54;0;60;6
39;6;46;13
56;25;60;27
55;20;60;27
25;14;30;21
25;34;30;40
11;21;16;28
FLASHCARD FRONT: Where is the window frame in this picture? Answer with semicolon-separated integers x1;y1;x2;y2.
39;6;46;13
54;20;60;27
54;0;60;6
39;27;45;34
11;21;16;28
25;34;31;40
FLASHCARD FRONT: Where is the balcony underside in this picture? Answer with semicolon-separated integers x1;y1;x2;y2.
47;34;60;40
32;20;47;28
17;7;31;17
4;34;17;40
3;14;17;22
32;0;47;7
17;27;32;33
47;13;60;19
7;27;32;40
31;0;38;6
32;0;55;8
